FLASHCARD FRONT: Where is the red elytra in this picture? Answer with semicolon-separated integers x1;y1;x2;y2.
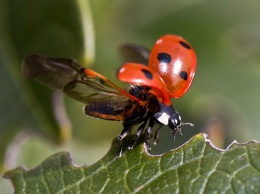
148;34;197;98
118;34;197;105
118;63;171;105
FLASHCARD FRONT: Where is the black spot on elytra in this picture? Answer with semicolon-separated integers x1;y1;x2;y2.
142;69;153;80
158;53;172;63
180;71;188;80
179;41;191;50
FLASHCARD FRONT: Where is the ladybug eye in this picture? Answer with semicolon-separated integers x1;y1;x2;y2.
174;119;180;126
141;69;153;80
157;52;172;63
179;41;191;50
179;71;188;80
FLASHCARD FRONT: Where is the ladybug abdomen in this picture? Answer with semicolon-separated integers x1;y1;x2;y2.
84;101;125;121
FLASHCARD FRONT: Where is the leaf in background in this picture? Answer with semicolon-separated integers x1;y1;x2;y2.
4;133;260;193
0;0;94;172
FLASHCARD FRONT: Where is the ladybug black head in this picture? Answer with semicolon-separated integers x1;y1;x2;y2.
168;112;182;131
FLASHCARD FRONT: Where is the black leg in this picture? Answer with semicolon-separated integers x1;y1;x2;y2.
153;124;162;145
145;118;155;152
176;128;183;137
116;126;132;159
172;127;183;142
127;119;148;150
173;130;177;142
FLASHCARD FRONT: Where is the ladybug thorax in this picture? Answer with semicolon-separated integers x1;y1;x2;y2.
154;101;182;131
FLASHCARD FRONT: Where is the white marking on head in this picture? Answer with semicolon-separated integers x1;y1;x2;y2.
157;113;170;125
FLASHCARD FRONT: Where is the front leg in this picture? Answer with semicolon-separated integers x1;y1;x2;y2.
153;124;163;145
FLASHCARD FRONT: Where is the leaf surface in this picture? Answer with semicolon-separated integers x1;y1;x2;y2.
4;133;260;193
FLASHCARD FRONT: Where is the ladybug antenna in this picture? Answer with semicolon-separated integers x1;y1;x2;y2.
181;122;194;127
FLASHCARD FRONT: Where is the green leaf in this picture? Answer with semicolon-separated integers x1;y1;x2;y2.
4;133;260;193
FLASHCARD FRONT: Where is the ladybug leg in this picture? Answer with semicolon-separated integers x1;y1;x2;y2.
145;118;155;152
127;119;148;150
173;122;193;141
153;124;163;145
172;127;183;142
177;128;183;137
117;126;132;159
173;130;177;142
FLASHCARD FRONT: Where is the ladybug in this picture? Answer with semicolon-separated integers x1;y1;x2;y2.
21;34;197;158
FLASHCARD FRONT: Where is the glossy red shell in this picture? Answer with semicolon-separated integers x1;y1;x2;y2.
118;63;172;105
148;34;197;98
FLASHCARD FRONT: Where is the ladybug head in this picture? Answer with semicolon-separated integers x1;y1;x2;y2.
168;112;182;131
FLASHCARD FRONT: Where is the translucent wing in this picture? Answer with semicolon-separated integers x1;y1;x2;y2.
119;43;150;65
62;78;131;107
21;54;139;108
22;54;83;90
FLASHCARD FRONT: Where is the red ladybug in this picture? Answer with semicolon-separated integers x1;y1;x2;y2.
22;34;197;158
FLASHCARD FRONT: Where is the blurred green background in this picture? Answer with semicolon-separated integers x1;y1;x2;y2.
1;0;260;192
